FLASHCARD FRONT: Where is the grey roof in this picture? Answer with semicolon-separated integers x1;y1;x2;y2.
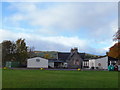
58;52;70;62
48;59;64;63
58;52;86;62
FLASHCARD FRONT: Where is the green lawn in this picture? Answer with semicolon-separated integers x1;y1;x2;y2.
2;69;118;88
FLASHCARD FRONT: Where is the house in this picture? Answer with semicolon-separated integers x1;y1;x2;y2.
89;56;118;70
58;48;91;69
32;48;100;69
48;52;69;68
89;56;108;69
33;48;99;69
47;48;86;69
27;57;48;68
66;48;84;68
48;59;66;68
27;48;119;69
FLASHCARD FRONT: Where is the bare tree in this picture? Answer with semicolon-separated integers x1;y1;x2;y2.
28;46;35;58
113;28;120;65
113;28;120;41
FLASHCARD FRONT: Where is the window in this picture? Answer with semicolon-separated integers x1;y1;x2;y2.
75;60;79;65
98;63;101;66
36;59;40;62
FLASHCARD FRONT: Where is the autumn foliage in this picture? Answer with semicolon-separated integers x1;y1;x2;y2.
108;42;120;59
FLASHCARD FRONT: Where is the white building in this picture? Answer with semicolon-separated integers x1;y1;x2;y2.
27;57;48;68
89;56;108;69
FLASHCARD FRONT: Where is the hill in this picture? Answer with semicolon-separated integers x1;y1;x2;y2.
33;51;100;59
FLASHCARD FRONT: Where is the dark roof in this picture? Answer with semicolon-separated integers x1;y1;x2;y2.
48;59;64;62
108;56;118;61
48;59;57;61
58;52;86;62
58;52;70;62
50;60;64;63
89;56;107;59
79;53;85;59
89;56;118;61
83;59;89;61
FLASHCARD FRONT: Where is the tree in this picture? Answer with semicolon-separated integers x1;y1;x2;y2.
16;38;28;66
108;43;120;59
2;40;16;66
28;46;35;58
2;38;30;67
44;54;50;59
113;28;120;41
113;28;120;64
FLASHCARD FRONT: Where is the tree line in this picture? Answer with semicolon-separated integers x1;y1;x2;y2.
2;38;34;67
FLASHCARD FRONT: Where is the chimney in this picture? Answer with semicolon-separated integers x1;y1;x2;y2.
70;47;78;54
71;48;74;53
74;47;78;53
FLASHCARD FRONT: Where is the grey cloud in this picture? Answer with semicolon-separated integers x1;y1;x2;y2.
26;39;70;52
2;2;118;55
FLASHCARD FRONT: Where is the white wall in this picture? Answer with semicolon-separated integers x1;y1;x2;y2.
48;62;54;68
63;62;67;68
27;57;48;68
95;57;108;69
89;56;108;69
89;60;95;69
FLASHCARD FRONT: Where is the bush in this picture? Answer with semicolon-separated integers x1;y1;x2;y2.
3;67;7;70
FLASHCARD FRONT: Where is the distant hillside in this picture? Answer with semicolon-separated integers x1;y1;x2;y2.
34;51;58;59
33;51;100;59
84;53;100;59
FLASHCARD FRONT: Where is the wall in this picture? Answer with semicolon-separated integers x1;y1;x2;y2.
89;59;95;69
48;62;54;68
89;57;108;69
63;62;67;68
95;57;108;69
67;52;83;68
27;57;48;68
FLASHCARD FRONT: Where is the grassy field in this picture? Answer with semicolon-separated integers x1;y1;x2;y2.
2;69;118;88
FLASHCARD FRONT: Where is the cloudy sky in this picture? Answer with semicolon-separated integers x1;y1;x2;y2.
1;2;118;55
